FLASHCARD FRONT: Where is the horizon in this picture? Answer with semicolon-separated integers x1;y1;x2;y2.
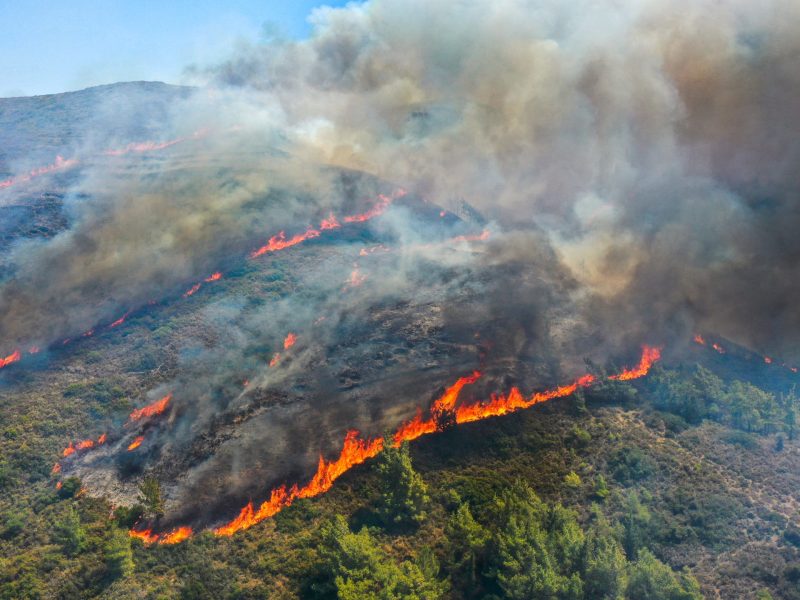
0;0;353;98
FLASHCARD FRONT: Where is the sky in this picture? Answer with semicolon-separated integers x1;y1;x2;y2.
0;0;354;98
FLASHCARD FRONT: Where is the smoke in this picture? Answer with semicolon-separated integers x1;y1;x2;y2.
5;0;800;525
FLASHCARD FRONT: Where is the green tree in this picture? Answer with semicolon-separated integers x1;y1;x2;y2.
104;526;134;580
53;505;86;556
138;475;164;518
620;491;650;560
375;442;429;527
584;511;627;599
319;515;445;599
625;549;702;600
491;482;582;600
444;502;489;590
594;474;610;500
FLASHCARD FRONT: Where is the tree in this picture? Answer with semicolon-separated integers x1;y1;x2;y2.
491;481;583;600
444;502;489;590
584;511;627;600
104;525;134;580
625;549;702;600
53;505;86;556
564;471;581;489
319;515;445;599
620;491;650;560
594;474;610;500
375;442;429;528
138;475;164;518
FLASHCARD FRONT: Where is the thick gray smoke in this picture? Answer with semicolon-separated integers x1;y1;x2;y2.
4;0;800;526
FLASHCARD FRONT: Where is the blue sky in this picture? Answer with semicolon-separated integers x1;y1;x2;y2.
0;1;354;97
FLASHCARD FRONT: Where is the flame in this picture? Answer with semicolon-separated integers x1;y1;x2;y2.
343;193;395;223
62;443;76;458
128;436;145;451
52;463;61;475
609;345;662;381
269;353;280;367
76;439;94;451
320;213;340;230
183;283;202;297
129;528;159;544
455;375;597;424
126;345;660;543
0;155;78;189
82;329;94;337
215;430;383;536
129;394;172;422
205;272;223;282
109;311;131;328
251;191;404;259
105;139;183;156
55;481;63;490
712;343;725;354
0;349;21;369
98;433;107;444
284;333;297;350
159;526;193;545
765;356;773;364
452;229;491;243
345;267;367;288
251;227;322;258
693;334;706;345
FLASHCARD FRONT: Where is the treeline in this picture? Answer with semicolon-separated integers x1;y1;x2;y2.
307;444;702;600
647;365;797;438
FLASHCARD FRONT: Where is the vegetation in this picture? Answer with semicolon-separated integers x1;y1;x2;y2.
1;355;799;598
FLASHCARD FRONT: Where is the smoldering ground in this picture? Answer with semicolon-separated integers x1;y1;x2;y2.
4;0;800;526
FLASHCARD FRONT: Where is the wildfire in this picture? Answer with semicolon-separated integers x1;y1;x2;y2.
63;443;76;457
109;311;131;328
452;229;491;243
52;463;61;474
0;349;21;369
765;356;773;364
693;334;706;346
345;267;367;288
135;345;660;543
105;138;183;157
214;430;384;536
269;353;281;367
712;343;725;354
250;190;405;259
129;528;159;544
0;155;79;189
128;436;145;451
609;345;662;381
284;333;297;350
129;394;172;422
159;526;193;545
205;272;223;282
183;283;202;297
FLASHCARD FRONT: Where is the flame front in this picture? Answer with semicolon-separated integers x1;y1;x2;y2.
128;436;145;451
0;349;21;369
129;394;172;422
284;333;297;350
609;346;662;381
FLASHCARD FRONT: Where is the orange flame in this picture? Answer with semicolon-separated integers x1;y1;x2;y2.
129;394;172;422
455;375;597;425
609;346;662;381
183;283;202;297
129;528;159;544
109;311;131;328
343;193;395;223
76;439;94;451
0;349;21;369
269;353;280;367
250;227;322;258
105;138;183;156
62;443;76;457
284;333;297;350
320;213;340;230
128;436;145;451
52;463;61;475
765;356;773;364
159;526;193;545
0;155;79;189
55;481;63;490
693;334;706;346
205;272;223;282
452;229;491;243
345;267;367;288
98;433;107;444
712;343;725;354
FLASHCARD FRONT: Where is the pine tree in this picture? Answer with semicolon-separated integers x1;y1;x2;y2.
625;549;702;600
104;525;134;580
138;475;164;518
54;505;87;556
375;442;430;528
445;502;489;589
